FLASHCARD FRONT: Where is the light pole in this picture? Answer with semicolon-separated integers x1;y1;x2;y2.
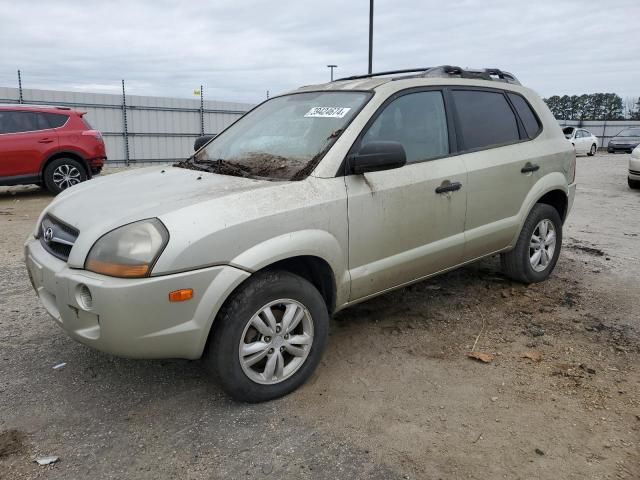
327;64;337;81
368;0;374;74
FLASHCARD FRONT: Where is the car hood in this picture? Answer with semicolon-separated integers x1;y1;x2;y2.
38;166;278;266
610;136;640;144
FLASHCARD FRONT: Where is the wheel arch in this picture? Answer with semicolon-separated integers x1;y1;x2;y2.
196;231;347;358
259;255;337;314
510;173;569;247
41;150;91;179
536;189;568;223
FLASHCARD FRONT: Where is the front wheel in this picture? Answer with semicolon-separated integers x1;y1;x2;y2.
629;177;640;189
205;270;329;402
587;144;596;156
501;203;563;283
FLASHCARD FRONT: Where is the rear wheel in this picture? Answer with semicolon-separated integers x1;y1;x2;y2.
205;270;329;402
629;177;640;189
43;158;87;194
587;144;596;156
501;203;562;283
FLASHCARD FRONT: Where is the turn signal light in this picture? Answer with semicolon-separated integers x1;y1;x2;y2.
168;289;193;302
85;259;149;278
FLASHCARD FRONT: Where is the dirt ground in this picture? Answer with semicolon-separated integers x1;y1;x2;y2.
0;153;638;479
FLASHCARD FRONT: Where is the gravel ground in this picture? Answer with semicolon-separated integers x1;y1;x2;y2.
0;153;638;479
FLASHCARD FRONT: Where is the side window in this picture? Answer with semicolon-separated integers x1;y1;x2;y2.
0;111;11;134
36;114;50;130
0;111;40;134
42;113;69;128
361;91;449;163
507;93;541;139
451;90;520;150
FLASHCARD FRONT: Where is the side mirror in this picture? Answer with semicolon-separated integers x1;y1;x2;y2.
349;141;407;174
194;134;216;151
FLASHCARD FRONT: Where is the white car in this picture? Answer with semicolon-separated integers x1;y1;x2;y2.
629;145;640;189
563;127;598;156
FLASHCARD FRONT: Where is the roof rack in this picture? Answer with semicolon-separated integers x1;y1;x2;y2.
336;68;432;81
334;65;521;85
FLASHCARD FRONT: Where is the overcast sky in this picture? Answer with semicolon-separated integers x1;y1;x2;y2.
1;0;639;104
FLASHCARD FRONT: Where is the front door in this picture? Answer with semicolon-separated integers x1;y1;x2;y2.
345;90;467;301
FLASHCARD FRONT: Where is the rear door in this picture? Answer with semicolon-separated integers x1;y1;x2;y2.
450;89;543;261
345;89;467;300
0;111;59;177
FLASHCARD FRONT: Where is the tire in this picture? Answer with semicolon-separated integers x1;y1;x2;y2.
501;203;563;284
43;158;87;194
205;270;329;403
629;177;640;189
587;144;596;156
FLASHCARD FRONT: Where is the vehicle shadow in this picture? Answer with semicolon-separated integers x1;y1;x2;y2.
0;185;52;200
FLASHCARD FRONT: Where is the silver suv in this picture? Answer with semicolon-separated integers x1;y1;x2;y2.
25;66;576;402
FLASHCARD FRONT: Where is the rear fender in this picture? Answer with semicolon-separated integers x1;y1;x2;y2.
509;172;568;246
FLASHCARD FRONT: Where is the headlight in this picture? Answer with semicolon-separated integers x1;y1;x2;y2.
85;218;169;278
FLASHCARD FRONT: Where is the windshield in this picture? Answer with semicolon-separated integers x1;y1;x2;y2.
177;91;370;180
617;128;640;137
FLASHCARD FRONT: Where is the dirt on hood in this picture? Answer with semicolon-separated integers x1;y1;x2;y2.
175;152;313;181
174;147;331;181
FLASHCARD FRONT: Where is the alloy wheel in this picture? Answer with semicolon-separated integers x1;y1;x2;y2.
52;164;82;190
529;219;556;272
238;299;314;385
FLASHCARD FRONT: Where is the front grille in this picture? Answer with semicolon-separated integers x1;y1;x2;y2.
39;215;79;261
630;169;640;176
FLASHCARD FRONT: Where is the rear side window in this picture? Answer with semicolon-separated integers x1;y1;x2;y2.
42;112;69;128
508;93;541;139
451;90;520;151
361;91;449;163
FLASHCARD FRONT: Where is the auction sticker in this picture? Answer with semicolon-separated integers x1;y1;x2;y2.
304;107;351;118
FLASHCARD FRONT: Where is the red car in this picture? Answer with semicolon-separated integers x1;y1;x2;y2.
0;104;106;193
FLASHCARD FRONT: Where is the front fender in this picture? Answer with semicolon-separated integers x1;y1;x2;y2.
230;229;349;305
509;172;569;247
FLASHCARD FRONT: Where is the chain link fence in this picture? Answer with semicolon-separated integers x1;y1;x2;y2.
0;81;253;165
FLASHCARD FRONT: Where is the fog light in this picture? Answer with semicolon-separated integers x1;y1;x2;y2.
76;284;93;310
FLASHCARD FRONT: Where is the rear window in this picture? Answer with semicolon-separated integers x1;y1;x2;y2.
451;90;520;151
508;93;541;139
42;112;69;128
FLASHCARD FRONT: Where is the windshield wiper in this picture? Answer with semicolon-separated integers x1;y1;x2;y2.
327;128;343;140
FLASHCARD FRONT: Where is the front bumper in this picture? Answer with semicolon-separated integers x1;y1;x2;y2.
25;237;249;359
608;144;637;153
629;157;640;181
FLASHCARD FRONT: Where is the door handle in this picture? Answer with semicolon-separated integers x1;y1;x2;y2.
435;181;462;194
38;138;54;144
521;162;540;173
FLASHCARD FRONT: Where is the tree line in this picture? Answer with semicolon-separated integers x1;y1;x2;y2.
543;93;640;121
